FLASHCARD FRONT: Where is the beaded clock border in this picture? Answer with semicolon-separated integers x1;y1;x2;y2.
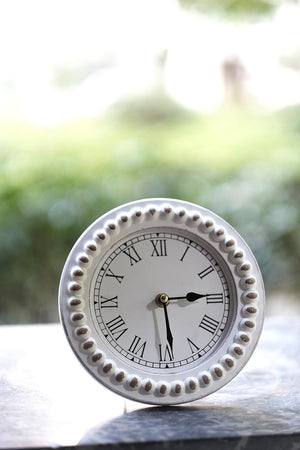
62;202;260;400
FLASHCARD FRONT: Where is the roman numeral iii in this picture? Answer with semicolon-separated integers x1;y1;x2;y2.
206;293;223;304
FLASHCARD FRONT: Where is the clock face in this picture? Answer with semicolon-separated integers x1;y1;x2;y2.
91;229;234;374
59;198;264;405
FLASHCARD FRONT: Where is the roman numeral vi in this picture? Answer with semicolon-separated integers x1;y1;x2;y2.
158;343;174;361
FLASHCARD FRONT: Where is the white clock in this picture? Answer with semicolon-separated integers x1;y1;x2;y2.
59;198;264;405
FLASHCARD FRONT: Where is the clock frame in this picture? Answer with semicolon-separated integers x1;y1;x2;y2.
59;198;264;405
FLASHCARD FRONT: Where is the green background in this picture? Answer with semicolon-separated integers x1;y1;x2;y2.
1;104;299;323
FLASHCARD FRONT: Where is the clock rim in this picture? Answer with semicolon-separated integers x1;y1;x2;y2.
58;198;265;405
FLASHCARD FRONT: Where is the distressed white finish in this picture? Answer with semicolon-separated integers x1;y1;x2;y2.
59;198;264;404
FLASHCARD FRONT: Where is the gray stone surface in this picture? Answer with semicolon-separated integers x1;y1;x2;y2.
0;317;300;449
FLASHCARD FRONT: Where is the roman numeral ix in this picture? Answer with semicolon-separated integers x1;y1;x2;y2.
100;295;118;308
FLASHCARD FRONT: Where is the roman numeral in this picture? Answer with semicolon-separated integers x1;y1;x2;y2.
180;245;190;262
206;293;223;304
123;245;142;266
150;239;167;257
106;315;128;340
199;314;219;334
158;343;174;361
128;335;147;358
100;295;118;308
198;265;214;279
105;268;124;284
187;337;200;354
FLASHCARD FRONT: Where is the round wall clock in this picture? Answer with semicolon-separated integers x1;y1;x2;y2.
59;198;264;405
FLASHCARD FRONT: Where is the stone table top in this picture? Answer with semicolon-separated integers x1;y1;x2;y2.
0;316;299;449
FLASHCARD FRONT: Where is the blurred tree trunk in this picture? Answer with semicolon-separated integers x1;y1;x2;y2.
222;56;248;105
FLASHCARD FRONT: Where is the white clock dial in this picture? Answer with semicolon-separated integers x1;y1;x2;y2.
91;229;234;374
59;198;264;405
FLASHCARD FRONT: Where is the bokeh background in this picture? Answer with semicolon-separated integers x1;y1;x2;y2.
1;0;300;323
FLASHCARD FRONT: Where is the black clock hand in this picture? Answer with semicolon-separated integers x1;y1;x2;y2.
168;292;207;302
163;303;173;353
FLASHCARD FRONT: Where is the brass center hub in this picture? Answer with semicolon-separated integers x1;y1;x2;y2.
155;293;170;307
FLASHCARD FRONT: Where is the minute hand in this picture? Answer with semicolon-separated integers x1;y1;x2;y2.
163;303;173;352
168;292;208;302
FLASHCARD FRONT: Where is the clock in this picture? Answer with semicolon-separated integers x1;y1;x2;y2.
59;198;264;405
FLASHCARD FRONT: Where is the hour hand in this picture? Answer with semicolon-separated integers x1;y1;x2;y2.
168;292;207;302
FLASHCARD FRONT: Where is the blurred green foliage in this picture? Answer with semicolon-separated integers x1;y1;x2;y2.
179;0;297;18
0;105;300;323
